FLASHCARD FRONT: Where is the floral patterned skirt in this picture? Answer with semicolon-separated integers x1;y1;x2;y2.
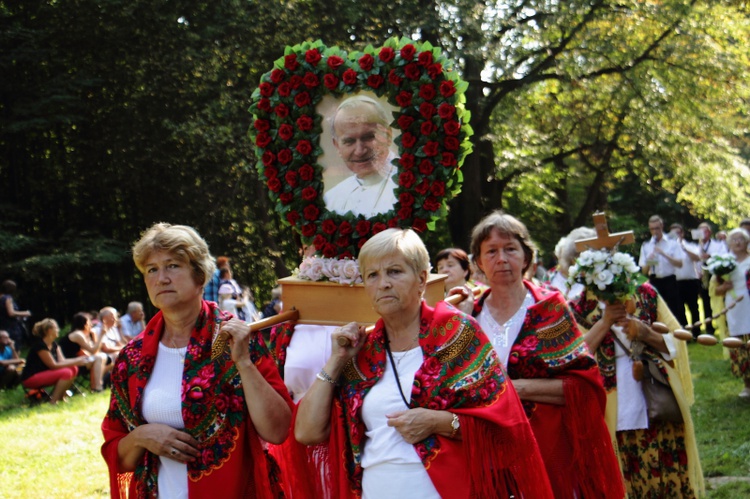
729;340;750;380
616;421;695;499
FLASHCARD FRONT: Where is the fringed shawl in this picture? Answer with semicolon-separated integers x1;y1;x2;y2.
474;281;625;499
326;300;553;499
101;300;292;498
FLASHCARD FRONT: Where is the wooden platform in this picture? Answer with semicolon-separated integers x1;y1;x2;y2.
278;273;448;326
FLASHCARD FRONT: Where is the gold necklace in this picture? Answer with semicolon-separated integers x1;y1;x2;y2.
167;336;187;360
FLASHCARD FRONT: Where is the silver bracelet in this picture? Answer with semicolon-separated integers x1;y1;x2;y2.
316;368;337;386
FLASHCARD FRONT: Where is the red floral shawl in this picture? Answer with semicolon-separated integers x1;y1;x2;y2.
326;300;553;499
101;300;292;498
473;281;625;499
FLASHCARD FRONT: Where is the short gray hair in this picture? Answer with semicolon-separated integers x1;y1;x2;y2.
330;95;391;139
358;228;431;278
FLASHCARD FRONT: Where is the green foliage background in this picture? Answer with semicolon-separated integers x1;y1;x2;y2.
1;0;748;323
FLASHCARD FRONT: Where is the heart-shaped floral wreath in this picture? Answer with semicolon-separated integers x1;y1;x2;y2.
248;37;473;259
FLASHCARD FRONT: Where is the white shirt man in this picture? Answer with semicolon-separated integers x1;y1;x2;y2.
324;96;398;218
119;301;145;341
639;216;686;325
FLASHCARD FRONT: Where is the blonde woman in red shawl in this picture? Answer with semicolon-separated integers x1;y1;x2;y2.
295;228;552;498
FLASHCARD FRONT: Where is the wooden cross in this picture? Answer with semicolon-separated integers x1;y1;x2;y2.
574;212;635;252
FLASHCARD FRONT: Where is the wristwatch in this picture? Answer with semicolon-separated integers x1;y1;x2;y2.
449;413;460;438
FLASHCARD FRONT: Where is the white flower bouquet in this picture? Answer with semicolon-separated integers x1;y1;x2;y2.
294;256;362;285
703;253;736;278
567;249;643;302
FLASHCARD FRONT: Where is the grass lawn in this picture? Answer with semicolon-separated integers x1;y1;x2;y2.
0;342;748;498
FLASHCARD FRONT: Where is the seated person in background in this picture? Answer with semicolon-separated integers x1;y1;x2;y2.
99;306;127;363
0;329;24;389
119;302;146;341
21;318;88;404
59;312;110;392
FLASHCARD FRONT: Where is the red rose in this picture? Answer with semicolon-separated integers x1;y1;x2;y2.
289;75;303;89
441;152;456;167
296;115;314;132
438;102;456;120
270;69;285;84
254;119;270;132
340;250;354;259
404;63;421;80
255;132;271;148
440;80;457;97
420;121;435;136
284;54;299;71
327;55;344;70
399;153;415;169
415;178;430;195
418;84;436;101
257;98;272;112
397;115;415;130
367;74;384;89
313;234;326;250
278;124;294;141
339;221;353;235
398;206;413;219
280;192;294;205
387;218;399;228
323;243;337;258
419;102;436;119
358;238;368;249
430;181;446;197
274;103;289;118
305;49;322;65
399;171;417;188
401;132;417;149
259;82;274;97
277;149;292;165
263;166;278;179
372;222;387;234
322;219;337;235
413;218;427;232
302;72;319;89
428;63;443;79
323;73;339;90
379;47;395;62
358;53;375;71
299;164;314;181
336;236;350;248
342;69;358;85
399;192;415;207
277;82;292;97
355;220;371;236
296;140;313;155
303;204;320;221
294;92;311;107
395;91;413;107
423;196;441;211
400;44;416;60
444;136;460;151
444;120;460;136
423;141;439;157
261;151;276;167
388;69;403;86
268;177;282;192
301;186;317;201
301;223;317;237
418;51;433;67
286;210;299;226
285;170;298;188
419;159;435;175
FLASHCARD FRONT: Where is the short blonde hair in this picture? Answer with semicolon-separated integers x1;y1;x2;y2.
728;228;750;245
470;211;537;274
358;228;431;277
132;223;215;287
